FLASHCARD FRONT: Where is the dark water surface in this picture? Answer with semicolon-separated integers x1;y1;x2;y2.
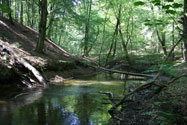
0;74;143;125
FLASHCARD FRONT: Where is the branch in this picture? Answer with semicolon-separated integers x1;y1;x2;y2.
109;38;183;115
167;74;187;85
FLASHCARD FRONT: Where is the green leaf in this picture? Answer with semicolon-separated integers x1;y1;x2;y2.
151;0;161;3
151;0;161;6
162;5;172;10
172;3;183;8
144;23;153;26
134;1;145;6
166;0;174;2
166;9;176;14
144;19;151;22
155;22;163;25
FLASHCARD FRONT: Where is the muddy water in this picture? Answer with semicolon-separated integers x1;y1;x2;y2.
0;73;144;125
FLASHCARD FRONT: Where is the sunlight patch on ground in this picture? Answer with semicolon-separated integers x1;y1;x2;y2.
63;79;124;86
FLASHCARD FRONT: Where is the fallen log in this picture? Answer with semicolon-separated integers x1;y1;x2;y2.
45;38;155;78
98;67;154;78
0;40;46;87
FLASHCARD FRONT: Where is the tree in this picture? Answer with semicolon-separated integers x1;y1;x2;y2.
183;0;187;61
4;0;13;24
35;0;48;53
83;0;92;57
20;0;23;24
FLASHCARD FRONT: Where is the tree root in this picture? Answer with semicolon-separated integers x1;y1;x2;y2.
0;40;47;87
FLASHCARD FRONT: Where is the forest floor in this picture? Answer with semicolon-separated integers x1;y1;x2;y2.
0;17;186;124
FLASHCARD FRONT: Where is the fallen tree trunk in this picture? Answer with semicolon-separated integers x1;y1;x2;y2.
46;38;155;78
45;38;99;65
98;67;154;78
0;40;46;87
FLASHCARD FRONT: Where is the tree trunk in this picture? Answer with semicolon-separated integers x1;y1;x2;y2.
47;4;55;38
99;11;108;65
183;0;187;61
20;0;23;24
14;0;18;21
31;0;36;27
156;29;167;56
105;16;119;64
35;0;48;53
5;0;13;24
25;0;31;26
83;0;92;57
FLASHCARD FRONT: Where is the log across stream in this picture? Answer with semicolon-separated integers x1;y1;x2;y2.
0;73;146;125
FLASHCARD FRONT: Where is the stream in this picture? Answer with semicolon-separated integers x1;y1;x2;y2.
0;73;145;125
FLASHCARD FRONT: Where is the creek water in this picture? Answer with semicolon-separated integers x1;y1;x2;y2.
0;73;145;125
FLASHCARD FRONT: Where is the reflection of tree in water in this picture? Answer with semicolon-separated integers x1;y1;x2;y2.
11;97;81;125
74;92;98;125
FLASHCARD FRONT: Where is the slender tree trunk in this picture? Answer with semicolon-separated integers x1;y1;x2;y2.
99;11;108;65
25;0;31;26
183;0;187;61
47;15;55;37
5;0;13;24
129;16;134;53
31;0;36;27
35;0;48;53
20;0;23;24
46;3;55;38
119;26;131;64
105;24;118;64
156;29;167;56
14;0;18;21
106;5;121;63
87;26;100;54
172;21;175;60
83;0;92;57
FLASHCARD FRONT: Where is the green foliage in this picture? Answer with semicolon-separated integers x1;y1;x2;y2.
0;4;12;13
166;0;174;2
172;3;183;8
3;0;184;62
134;1;145;6
151;0;161;6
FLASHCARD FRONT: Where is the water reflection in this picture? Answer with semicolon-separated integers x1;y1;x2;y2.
0;73;143;125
